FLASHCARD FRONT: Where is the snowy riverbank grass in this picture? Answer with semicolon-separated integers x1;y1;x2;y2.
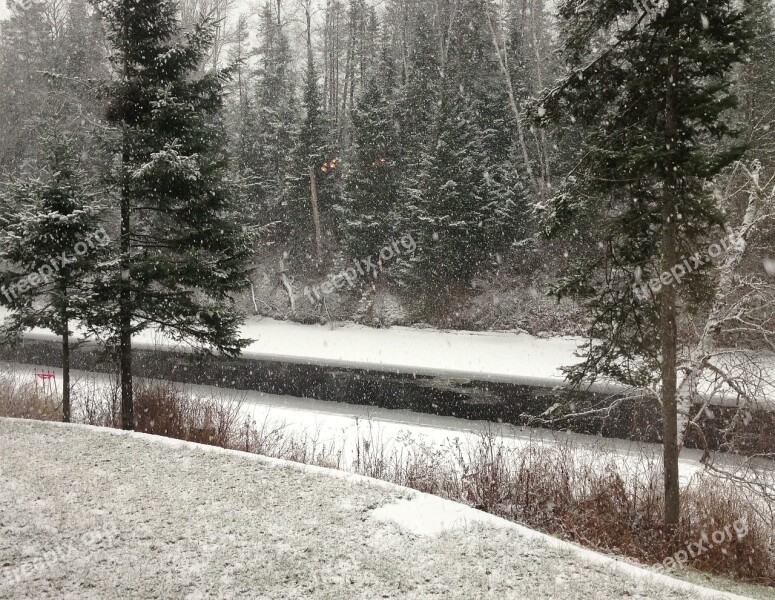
0;369;59;421
1;370;773;588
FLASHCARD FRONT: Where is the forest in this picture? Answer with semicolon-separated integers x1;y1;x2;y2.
1;0;773;331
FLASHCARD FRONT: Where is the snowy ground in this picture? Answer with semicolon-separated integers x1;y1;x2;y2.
0;418;768;600
235;317;585;387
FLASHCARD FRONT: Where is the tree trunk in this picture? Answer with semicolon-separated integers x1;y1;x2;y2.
279;256;296;311
62;323;70;423
309;165;323;265
661;20;681;534
119;46;134;430
119;183;133;430
660;193;680;533
119;293;133;430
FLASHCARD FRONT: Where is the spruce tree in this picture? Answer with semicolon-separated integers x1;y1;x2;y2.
407;0;520;294
95;0;252;430
398;12;439;169
253;2;297;214
394;11;441;285
0;133;106;422
411;92;516;291
537;0;753;530
284;49;336;267
338;54;401;261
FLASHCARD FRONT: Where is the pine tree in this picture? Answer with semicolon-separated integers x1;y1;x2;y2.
393;10;441;285
253;3;297;217
95;0;252;430
397;11;439;167
448;0;514;178
284;49;336;267
411;92;516;291
226;14;262;220
406;0;521;294
0;133;106;422
337;68;400;260
537;0;753;529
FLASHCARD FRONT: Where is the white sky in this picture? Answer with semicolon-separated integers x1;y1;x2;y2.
0;0;332;26
0;0;329;61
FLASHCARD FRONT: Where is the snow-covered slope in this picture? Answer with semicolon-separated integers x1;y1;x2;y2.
238;318;585;386
0;418;765;600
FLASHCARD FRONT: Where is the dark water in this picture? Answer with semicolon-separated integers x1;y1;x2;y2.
2;338;772;454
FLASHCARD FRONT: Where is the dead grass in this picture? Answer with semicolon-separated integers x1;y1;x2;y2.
0;369;60;421
346;426;774;584
133;382;243;448
0;372;773;586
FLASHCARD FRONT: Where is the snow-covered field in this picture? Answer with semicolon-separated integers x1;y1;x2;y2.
236;317;586;387
0;418;767;600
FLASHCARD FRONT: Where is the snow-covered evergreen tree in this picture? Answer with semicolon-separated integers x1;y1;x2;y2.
0;133;106;422
337;49;401;262
411;92;515;291
252;3;297;214
284;48;337;266
94;0;252;430
397;12;439;172
406;0;521;294
537;0;754;528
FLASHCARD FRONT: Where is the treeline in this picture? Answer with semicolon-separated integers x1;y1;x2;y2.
0;0;563;303
231;0;557;297
2;0;773;303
